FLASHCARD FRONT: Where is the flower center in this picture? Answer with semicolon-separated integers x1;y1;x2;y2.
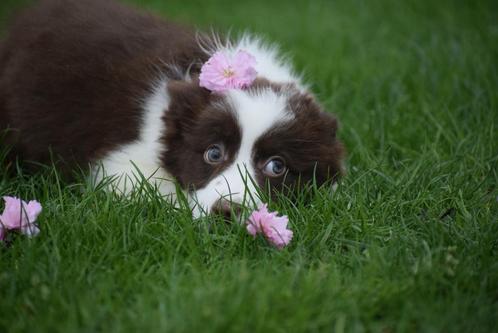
223;67;235;78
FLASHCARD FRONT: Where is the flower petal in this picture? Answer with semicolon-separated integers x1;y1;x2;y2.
245;204;293;249
20;223;40;237
0;196;42;232
266;227;293;249
232;50;257;69
199;50;258;92
26;200;43;223
1;196;28;229
246;222;259;237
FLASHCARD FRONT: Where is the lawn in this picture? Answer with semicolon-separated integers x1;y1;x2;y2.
1;0;497;332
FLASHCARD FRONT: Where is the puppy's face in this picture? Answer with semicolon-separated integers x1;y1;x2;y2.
161;79;344;218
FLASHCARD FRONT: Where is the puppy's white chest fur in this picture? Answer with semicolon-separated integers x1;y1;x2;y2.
92;79;175;197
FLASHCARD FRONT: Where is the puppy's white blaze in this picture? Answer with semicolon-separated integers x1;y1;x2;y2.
191;89;293;217
93;79;176;198
190;162;258;218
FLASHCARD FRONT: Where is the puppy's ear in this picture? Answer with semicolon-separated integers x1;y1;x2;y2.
160;80;213;186
289;91;338;139
289;91;344;181
166;79;211;130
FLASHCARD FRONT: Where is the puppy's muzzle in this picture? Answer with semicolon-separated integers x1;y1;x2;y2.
211;199;243;222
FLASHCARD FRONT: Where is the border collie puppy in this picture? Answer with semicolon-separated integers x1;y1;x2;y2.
0;0;344;218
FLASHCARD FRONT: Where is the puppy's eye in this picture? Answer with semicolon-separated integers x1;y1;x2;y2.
204;144;225;164
263;157;287;177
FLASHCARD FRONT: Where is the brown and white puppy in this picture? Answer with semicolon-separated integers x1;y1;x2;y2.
0;0;344;218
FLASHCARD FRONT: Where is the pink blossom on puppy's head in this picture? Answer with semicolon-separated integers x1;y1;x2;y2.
0;196;42;237
199;50;257;92
246;204;293;249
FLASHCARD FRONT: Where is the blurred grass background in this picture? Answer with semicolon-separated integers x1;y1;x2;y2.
1;0;497;332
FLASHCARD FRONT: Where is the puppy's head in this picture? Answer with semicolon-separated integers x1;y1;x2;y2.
161;79;344;218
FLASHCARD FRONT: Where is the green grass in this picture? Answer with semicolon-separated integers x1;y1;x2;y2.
1;0;497;332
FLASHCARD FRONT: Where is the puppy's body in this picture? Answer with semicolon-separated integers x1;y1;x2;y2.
0;0;344;216
0;0;203;167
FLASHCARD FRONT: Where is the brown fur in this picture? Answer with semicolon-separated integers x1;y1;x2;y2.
0;0;208;171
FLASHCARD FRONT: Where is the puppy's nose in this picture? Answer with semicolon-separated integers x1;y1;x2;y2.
211;199;243;222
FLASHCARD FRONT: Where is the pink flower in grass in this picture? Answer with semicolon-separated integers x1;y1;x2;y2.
199;50;257;92
246;204;293;249
0;196;42;238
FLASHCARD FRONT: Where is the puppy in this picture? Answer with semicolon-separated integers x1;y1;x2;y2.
0;0;344;218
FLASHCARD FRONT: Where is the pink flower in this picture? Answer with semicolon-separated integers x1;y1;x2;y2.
199;50;257;92
246;204;293;249
0;196;42;237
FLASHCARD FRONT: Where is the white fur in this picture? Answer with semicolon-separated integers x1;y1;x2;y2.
190;89;293;217
232;36;300;85
92;79;176;199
